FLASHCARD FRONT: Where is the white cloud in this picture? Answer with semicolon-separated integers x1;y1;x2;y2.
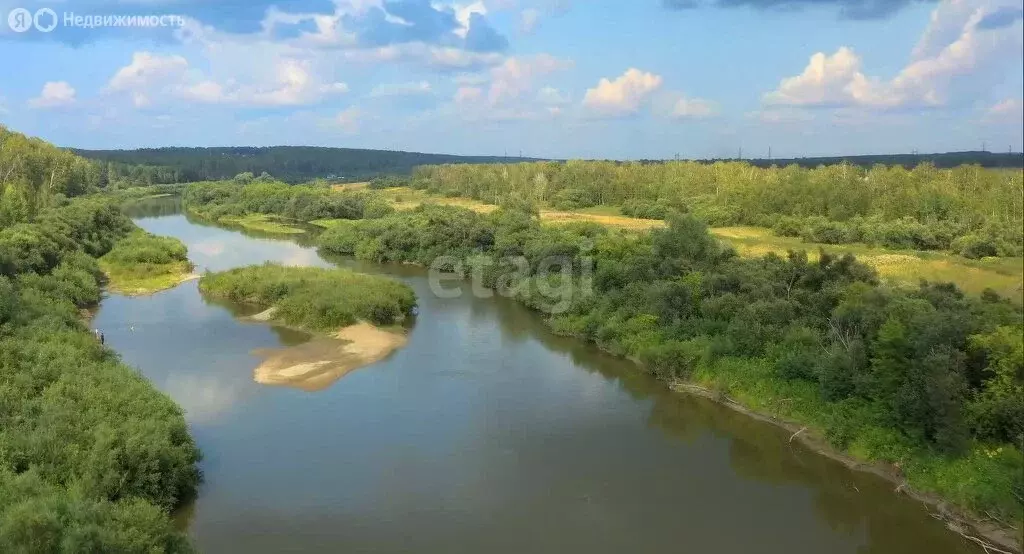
537;86;570;105
671;96;717;118
765;1;1024;110
487;54;572;106
453;2;488;38
107;52;189;92
454;86;484;104
106;52;348;107
520;8;541;33
985;98;1023;122
335;107;361;133
369;81;433;97
29;81;76;108
583;68;663;117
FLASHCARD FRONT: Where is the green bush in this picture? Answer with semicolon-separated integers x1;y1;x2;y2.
199;263;416;330
0;199;199;552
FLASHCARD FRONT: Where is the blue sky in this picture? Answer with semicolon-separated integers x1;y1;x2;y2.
1;0;1021;159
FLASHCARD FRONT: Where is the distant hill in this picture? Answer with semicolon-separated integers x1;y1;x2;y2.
684;151;1023;169
74;146;542;184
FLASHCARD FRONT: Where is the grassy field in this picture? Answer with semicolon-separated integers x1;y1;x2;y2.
365;187;1024;303
219;213;308;235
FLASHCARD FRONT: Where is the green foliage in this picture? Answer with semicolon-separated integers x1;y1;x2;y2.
0;198;199;551
0;126;106;226
183;180;386;224
75;146;530;184
99;231;193;295
0;469;194;554
102;232;188;267
413;161;1023;257
199;263;416;330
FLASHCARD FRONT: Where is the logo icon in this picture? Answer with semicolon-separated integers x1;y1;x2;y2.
33;7;57;32
7;7;32;32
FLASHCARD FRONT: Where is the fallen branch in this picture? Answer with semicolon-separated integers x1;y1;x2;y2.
984;510;1019;531
955;530;1013;554
788;426;808;443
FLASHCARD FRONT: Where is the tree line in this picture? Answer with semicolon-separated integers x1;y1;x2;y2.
409;161;1024;258
75;146;537;184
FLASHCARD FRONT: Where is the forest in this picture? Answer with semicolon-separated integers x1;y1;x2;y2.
200;263;416;331
75;146;537;184
183;179;1024;524
408;161;1024;258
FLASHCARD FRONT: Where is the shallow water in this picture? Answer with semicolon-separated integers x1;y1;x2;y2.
94;198;979;553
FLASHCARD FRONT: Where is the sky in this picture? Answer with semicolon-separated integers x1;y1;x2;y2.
0;0;1021;159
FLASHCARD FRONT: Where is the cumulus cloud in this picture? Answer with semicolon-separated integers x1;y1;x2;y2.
106;52;348;107
583;68;663;117
449;55;573;121
107;52;189;92
671;96;718;118
340;0;510;52
662;0;935;19
764;1;1024;110
486;54;573;105
29;81;76;108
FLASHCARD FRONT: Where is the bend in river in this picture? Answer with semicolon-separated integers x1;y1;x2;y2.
93;196;982;553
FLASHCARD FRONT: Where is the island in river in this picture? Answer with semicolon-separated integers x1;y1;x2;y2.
198;263;417;391
99;230;198;296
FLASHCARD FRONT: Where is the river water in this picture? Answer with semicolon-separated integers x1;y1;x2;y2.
93;197;978;553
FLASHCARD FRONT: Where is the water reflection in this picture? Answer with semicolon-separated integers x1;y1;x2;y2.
94;197;978;554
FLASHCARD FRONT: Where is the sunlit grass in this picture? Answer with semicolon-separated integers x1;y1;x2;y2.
330;181;370;192
713;226;1023;303
99;259;196;296
219;214;307;235
98;231;197;296
378;190;1023;303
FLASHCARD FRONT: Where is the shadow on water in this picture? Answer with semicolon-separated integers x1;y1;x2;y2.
105;196;979;554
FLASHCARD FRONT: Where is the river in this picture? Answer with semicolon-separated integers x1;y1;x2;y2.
93;196;979;553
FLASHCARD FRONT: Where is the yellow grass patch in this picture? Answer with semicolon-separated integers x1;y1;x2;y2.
375;191;1023;303
330;181;370;192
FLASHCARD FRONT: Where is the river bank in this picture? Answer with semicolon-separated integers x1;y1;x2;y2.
669;381;1022;553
